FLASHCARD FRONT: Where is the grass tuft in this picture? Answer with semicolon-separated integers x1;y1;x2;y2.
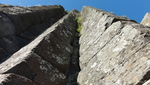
77;17;82;37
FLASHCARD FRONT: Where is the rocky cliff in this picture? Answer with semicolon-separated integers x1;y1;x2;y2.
78;6;150;85
0;5;80;85
0;4;149;85
0;5;67;63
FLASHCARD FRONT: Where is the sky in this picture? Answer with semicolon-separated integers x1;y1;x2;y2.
0;0;150;23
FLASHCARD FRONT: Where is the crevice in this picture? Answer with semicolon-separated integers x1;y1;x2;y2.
136;71;150;85
67;27;81;85
67;32;81;85
112;18;137;23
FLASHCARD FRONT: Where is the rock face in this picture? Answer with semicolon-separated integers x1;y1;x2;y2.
0;5;66;62
0;5;79;85
141;13;150;27
78;6;150;85
0;73;36;85
0;13;78;85
0;4;149;85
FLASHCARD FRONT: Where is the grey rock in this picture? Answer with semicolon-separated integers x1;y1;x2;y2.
0;48;8;62
0;13;15;38
141;13;150;27
0;73;36;85
0;4;149;85
143;80;150;85
78;6;150;85
0;5;66;33
0;12;77;85
0;36;20;54
0;5;67;63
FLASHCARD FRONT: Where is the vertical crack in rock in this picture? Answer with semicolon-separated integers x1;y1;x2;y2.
67;32;81;85
66;9;81;85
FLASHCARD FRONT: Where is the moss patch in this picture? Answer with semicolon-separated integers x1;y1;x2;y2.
77;17;82;37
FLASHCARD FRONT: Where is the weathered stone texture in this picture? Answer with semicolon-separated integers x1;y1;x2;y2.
143;80;150;85
0;5;66;63
141;13;150;27
0;11;77;85
0;4;149;85
78;6;150;85
0;73;36;85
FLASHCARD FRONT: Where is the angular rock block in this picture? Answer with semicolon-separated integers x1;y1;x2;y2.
0;5;67;63
0;5;66;34
0;52;67;85
0;12;77;85
78;6;150;85
141;13;150;27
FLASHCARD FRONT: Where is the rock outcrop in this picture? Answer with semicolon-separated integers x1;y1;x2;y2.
0;5;66;63
78;6;150;85
141;13;150;27
0;5;79;85
0;4;149;85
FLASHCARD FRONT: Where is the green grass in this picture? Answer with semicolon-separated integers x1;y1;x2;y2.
77;17;82;37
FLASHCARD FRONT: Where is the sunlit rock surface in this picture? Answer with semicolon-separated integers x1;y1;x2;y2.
141;13;150;27
0;4;149;85
78;6;150;85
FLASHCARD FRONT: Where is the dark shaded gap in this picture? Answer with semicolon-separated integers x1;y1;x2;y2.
137;71;150;85
67;32;81;85
112;18;137;23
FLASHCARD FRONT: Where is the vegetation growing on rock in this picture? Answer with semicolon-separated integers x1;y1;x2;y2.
77;17;82;37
